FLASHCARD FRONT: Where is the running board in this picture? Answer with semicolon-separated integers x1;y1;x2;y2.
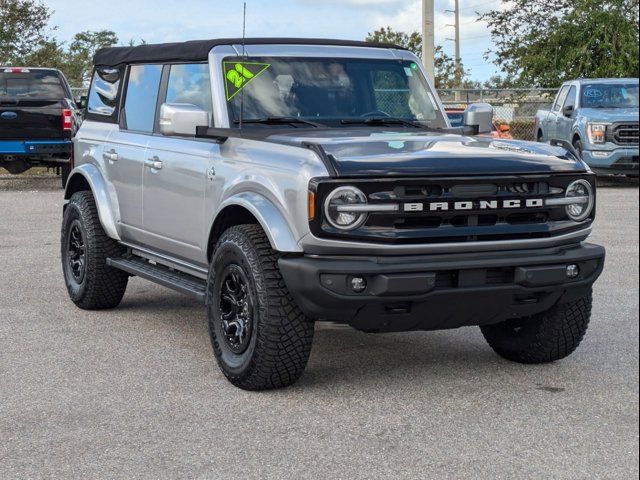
107;256;207;302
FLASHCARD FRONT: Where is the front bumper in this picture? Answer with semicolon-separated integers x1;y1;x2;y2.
279;242;605;332
582;146;639;174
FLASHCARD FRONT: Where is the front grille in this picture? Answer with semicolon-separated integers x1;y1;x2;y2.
613;123;639;145
311;175;594;245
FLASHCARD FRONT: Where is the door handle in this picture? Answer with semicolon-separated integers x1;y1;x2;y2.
103;149;118;162
145;156;163;170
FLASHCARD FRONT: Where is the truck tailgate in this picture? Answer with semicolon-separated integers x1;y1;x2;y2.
0;99;64;140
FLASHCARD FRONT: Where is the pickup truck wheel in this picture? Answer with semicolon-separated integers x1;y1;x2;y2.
61;163;71;188
480;291;592;364
207;224;314;390
61;191;128;309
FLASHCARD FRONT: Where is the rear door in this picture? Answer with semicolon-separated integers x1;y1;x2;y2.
141;63;215;262
0;69;66;140
103;64;163;241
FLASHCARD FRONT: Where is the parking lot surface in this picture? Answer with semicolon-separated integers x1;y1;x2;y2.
1;176;638;479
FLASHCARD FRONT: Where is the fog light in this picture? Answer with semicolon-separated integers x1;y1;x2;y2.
350;277;367;293
566;264;580;279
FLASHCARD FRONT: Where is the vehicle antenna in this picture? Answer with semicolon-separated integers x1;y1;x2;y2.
239;2;247;131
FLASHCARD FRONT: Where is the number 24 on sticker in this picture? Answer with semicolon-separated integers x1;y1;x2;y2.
226;63;254;88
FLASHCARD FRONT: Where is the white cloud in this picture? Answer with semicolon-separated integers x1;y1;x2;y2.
43;0;502;81
296;0;403;5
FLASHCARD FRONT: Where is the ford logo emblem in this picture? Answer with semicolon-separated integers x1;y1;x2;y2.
1;111;18;120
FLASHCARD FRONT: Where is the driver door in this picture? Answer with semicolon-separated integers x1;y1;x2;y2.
557;86;577;141
140;63;216;264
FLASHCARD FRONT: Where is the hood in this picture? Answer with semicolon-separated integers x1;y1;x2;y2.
268;129;587;177
580;107;639;123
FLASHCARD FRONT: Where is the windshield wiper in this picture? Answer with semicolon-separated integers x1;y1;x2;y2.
234;117;326;128
340;116;438;131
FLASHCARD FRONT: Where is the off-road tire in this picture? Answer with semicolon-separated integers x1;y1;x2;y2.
480;292;592;364
61;191;128;309
206;224;314;390
61;163;71;188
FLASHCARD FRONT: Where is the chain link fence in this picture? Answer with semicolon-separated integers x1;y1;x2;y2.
71;87;88;98
438;88;558;141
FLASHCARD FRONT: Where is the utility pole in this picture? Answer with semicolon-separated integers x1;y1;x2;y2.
421;0;435;85
454;0;460;86
445;0;461;85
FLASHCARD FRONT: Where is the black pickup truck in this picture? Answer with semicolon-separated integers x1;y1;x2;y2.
0;67;80;187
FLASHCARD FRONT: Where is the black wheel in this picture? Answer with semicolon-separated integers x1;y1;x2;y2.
573;138;584;159
61;163;71;188
61;191;128;309
206;224;314;390
480;292;592;364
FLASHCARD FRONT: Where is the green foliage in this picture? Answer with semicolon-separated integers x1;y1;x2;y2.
0;0;51;63
66;30;119;85
1;0;118;87
366;26;468;89
482;0;640;87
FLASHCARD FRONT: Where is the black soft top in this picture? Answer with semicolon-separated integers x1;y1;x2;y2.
93;37;407;67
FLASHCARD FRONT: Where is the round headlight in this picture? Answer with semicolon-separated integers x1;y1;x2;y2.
323;186;368;230
565;179;594;221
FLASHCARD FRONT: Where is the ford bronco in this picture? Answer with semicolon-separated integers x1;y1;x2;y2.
61;38;605;390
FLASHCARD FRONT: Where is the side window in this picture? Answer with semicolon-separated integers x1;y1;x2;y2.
87;68;121;118
123;64;163;132
563;86;577;110
166;63;213;123
553;86;569;111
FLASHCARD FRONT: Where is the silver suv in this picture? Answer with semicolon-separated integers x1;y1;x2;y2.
62;38;605;390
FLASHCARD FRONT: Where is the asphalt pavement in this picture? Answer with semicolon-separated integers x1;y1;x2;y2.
0;175;638;479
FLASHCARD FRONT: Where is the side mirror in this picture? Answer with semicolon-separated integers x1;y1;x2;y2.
76;95;87;109
159;103;209;136
463;102;493;134
562;105;574;117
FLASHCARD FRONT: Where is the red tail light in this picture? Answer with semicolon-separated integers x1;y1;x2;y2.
62;109;73;131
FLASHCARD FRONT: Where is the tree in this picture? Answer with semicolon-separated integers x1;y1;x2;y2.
0;0;51;64
65;30;118;86
481;0;640;87
366;26;468;89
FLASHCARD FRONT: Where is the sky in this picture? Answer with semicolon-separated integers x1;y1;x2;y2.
44;0;502;82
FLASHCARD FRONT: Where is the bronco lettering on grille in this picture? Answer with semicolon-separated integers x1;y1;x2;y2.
402;199;544;212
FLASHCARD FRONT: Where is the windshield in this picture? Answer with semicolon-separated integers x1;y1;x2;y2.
0;70;66;99
580;83;639;109
224;57;446;128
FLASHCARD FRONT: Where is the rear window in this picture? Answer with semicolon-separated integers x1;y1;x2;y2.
0;70;66;98
88;68;122;117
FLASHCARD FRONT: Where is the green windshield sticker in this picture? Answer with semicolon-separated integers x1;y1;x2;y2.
223;61;271;101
